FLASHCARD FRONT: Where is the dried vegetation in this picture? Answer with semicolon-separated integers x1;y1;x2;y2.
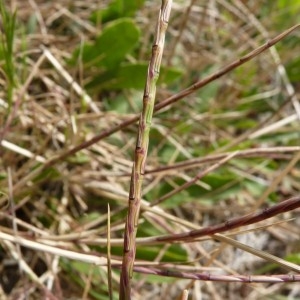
0;0;300;299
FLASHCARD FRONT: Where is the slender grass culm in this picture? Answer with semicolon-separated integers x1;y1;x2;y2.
0;1;300;299
119;2;173;299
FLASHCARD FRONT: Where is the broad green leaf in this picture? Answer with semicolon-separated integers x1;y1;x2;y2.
90;0;145;24
143;274;175;284
187;173;236;197
32;166;60;182
243;180;266;197
78;212;102;224
198;81;219;105
67;153;90;164
61;260;115;299
70;18;140;69
255;132;300;144
159;144;177;164
68;261;101;276
145;176;193;208
159;190;191;209
110;244;187;262
285;253;300;264
282;0;300;7
234;63;258;89
86;62;182;90
285;56;300;82
0;172;7;180
26;13;38;34
102;93;131;113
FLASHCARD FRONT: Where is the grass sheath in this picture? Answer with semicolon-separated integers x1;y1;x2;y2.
119;1;173;299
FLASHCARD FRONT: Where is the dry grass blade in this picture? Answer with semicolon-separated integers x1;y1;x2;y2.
42;47;99;113
107;204;113;300
119;2;173;299
1;139;46;163
214;234;300;273
179;289;189;300
0;231;111;265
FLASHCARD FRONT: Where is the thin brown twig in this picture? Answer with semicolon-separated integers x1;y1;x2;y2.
139;196;300;244
134;266;300;283
145;146;300;175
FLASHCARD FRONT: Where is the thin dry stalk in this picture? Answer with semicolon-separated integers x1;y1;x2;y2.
107;204;113;300
150;196;300;243
179;289;189;300
213;234;300;273
42;47;98;113
119;2;173;299
134;266;300;283
145;146;300;175
0;231;111;265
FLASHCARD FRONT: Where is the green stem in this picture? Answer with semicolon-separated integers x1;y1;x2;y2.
119;1;173;299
